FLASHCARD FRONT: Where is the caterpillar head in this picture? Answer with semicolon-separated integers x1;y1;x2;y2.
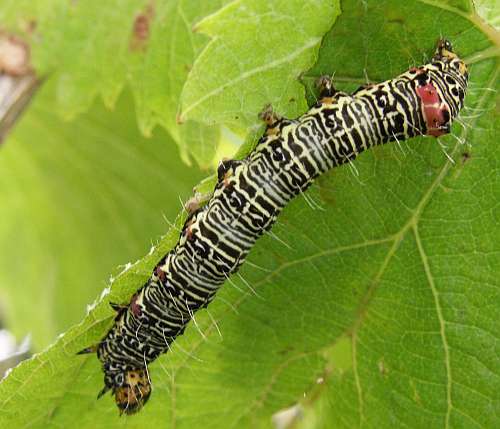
99;368;152;415
432;38;469;112
433;39;468;78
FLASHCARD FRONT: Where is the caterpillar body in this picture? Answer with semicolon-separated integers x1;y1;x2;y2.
78;39;468;414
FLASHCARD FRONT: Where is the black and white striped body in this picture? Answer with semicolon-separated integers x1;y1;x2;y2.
89;39;468;414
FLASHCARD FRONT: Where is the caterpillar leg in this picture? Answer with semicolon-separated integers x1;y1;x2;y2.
316;76;347;104
185;192;212;214
217;158;243;185
77;345;97;355
316;75;336;98
109;302;127;313
184;158;244;237
259;104;282;136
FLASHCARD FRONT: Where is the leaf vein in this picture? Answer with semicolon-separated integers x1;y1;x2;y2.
414;224;453;429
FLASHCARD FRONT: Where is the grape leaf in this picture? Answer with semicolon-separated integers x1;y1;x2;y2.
180;0;340;128
0;0;230;167
0;1;499;428
126;0;230;167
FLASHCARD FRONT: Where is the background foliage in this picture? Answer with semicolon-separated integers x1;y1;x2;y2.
0;0;499;428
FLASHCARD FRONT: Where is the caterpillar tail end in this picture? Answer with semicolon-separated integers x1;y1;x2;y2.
78;345;151;414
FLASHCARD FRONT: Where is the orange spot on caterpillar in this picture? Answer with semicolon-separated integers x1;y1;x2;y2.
186;226;195;241
154;265;167;282
223;171;234;188
181;215;197;241
408;67;425;75
130;293;142;317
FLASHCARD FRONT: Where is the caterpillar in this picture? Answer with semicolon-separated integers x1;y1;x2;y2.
78;39;468;415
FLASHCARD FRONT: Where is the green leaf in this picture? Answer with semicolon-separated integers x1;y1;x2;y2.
126;0;230;167
0;0;230;167
474;0;500;29
0;85;203;348
1;1;499;428
179;0;341;127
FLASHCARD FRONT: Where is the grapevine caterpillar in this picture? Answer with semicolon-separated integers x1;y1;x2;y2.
78;39;468;414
